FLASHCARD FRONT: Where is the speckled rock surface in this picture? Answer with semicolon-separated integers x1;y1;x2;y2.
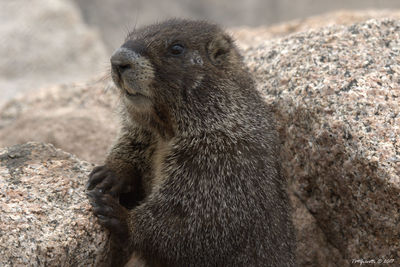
232;10;400;49
0;142;110;266
0;78;118;164
244;19;400;265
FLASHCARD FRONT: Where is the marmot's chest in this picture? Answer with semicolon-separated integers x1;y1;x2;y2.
149;139;174;194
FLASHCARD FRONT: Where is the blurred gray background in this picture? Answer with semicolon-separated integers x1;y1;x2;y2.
1;0;400;107
73;0;400;52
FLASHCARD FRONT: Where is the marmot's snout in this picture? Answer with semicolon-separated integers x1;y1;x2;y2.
110;49;132;77
110;47;154;97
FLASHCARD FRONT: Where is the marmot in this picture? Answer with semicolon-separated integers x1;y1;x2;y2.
87;19;296;267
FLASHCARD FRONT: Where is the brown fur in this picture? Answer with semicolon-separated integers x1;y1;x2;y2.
87;19;296;267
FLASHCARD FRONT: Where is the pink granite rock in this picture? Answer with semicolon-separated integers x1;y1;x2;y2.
232;10;400;49
244;18;400;265
0;142;111;266
0;78;118;164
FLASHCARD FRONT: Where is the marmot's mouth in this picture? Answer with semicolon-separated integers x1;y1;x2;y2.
122;83;145;98
125;91;140;97
115;79;150;101
124;88;151;102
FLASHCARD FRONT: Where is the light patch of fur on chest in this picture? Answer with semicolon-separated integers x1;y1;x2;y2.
151;138;174;194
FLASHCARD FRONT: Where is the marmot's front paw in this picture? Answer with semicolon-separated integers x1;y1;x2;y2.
87;165;131;197
87;189;130;243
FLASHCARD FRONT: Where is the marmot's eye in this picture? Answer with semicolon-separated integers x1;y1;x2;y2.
170;44;185;55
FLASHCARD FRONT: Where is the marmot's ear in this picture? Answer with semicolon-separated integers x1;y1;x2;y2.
207;34;232;65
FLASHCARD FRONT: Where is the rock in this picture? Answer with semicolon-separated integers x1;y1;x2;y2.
0;142;110;266
0;78;118;164
232;10;400;49
288;191;347;267
0;0;108;107
244;19;400;265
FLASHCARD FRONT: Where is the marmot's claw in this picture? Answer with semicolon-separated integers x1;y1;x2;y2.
87;189;130;241
87;165;109;190
87;165;123;196
86;188;100;199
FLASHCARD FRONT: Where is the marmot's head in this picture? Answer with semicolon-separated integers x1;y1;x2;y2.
111;19;253;137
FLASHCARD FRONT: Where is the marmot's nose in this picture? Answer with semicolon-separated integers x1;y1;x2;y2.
110;48;134;76
112;61;131;76
111;59;132;76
